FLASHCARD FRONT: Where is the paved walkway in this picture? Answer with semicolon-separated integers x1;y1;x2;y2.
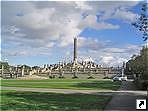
1;84;147;96
105;81;147;111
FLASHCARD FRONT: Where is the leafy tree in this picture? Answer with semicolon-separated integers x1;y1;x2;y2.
132;3;148;41
0;61;10;72
140;47;148;80
127;1;148;89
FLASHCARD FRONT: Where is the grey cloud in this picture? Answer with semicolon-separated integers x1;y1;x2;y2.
78;44;141;66
78;37;111;51
104;44;141;54
2;1;138;49
1;1;140;66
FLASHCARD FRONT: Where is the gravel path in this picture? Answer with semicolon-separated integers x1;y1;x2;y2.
105;81;147;111
1;85;147;96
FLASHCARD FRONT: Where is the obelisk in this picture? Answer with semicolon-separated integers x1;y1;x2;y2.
72;37;79;78
73;37;77;66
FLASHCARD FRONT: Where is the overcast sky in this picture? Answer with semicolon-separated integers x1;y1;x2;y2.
1;1;145;66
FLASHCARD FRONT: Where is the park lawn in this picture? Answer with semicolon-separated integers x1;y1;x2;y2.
0;90;111;111
1;79;121;90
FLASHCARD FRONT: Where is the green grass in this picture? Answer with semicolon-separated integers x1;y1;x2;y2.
0;90;111;111
1;79;121;90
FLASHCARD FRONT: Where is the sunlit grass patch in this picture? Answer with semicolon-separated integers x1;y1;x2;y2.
1;79;121;90
1;90;111;111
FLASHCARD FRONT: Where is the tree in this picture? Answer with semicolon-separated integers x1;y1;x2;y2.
126;47;148;89
0;61;10;72
129;1;148;89
132;3;148;41
140;47;148;80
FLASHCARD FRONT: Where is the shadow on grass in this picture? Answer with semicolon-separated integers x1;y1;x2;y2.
73;80;121;90
1;91;111;111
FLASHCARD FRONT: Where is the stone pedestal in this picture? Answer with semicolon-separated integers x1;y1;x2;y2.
29;70;32;75
21;66;25;77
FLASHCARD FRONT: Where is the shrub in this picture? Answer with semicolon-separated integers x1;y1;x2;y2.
58;76;65;79
103;76;110;79
72;76;78;79
87;76;95;79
